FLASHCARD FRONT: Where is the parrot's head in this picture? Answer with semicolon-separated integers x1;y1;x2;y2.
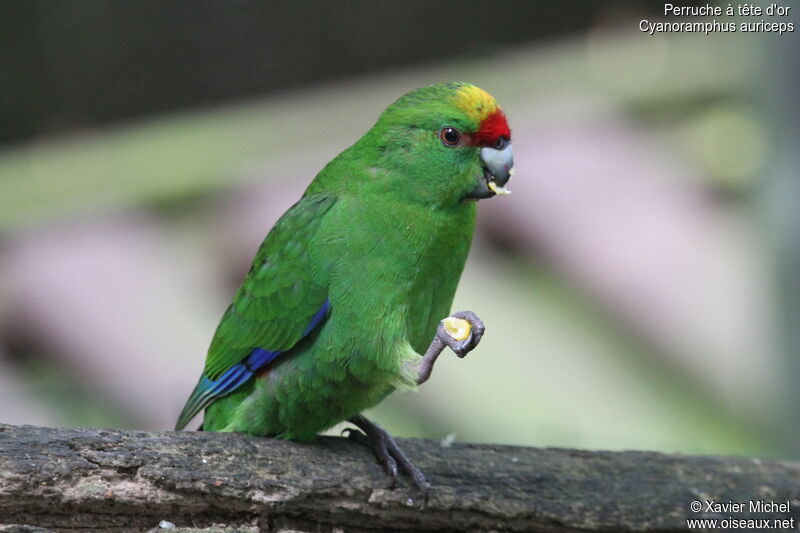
365;82;513;205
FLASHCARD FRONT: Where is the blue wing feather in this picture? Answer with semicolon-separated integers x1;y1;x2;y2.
175;299;330;430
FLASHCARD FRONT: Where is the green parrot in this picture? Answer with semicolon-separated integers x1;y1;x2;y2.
175;82;513;496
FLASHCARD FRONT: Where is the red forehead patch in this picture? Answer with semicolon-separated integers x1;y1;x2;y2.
471;109;511;146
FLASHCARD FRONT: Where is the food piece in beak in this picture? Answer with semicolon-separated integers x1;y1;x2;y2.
488;181;512;196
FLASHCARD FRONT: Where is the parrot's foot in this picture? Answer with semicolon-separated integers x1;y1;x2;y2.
345;414;429;505
440;310;485;357
416;310;485;385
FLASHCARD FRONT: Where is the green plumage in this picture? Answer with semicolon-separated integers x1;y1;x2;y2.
177;83;496;440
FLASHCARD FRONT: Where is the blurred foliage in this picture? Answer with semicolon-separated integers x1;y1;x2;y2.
0;0;695;143
0;30;759;230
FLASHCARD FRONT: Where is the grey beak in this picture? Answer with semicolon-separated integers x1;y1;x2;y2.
480;144;514;188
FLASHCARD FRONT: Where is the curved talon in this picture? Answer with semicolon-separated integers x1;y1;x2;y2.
383;454;399;487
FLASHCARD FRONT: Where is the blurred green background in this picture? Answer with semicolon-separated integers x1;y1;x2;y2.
0;1;797;460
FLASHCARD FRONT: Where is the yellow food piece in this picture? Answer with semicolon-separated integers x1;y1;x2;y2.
442;317;471;341
488;181;512;195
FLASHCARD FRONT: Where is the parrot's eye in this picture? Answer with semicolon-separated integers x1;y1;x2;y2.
494;136;509;150
439;127;462;146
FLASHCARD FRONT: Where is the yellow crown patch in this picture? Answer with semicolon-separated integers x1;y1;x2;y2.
452;85;499;123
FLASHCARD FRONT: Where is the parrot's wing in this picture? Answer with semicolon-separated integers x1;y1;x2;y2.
175;193;337;430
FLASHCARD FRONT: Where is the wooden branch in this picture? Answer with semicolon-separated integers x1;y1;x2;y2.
0;424;798;532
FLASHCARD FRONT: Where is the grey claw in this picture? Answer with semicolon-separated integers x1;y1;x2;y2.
384;455;399;488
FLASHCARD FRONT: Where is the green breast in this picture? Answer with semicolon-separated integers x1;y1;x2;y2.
207;194;477;440
321;194;476;349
